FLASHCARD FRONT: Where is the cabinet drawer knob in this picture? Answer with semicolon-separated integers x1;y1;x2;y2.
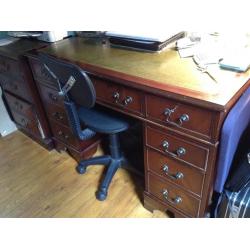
179;114;189;125
162;189;182;205
58;130;63;136
162;164;184;180
176;147;186;157
123;96;133;106
162;140;169;150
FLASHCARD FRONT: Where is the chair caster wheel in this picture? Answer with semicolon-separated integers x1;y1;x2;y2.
76;164;87;174
96;189;107;201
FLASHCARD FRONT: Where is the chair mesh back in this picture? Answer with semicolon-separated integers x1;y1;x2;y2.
39;53;96;108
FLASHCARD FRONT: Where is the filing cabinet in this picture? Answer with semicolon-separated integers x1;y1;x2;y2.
0;39;53;149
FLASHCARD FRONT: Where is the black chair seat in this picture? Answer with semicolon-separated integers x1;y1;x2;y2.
78;106;129;134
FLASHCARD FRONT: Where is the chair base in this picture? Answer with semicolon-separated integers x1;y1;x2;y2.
76;155;124;201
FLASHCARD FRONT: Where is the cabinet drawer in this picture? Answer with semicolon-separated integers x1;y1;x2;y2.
147;172;200;217
93;77;143;116
38;82;64;107
45;102;70;127
0;75;32;102
146;126;209;170
146;148;204;196
28;57;58;86
50;119;93;150
145;94;214;140
4;91;35;121
0;56;22;79
11;111;41;137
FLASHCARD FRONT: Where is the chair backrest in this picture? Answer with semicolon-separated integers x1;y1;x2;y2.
39;53;96;108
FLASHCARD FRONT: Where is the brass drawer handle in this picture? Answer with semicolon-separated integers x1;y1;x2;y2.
164;106;189;127
162;189;182;205
112;92;133;106
52;112;64;120
162;164;184;180
57;130;69;140
164;107;177;117
162;140;186;158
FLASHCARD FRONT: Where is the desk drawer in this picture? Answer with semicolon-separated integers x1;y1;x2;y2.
146;126;209;170
0;75;32;102
45;102;70;127
4;91;35;121
145;94;214;140
28;57;58;86
39;83;64;108
0;56;22;79
146;148;204;196
147;172;200;217
11;111;41;137
93;77;143;115
49;119;87;150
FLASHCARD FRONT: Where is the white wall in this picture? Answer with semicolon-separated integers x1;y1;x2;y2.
0;87;17;136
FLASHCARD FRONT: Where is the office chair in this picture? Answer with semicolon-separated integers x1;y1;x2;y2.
39;53;130;201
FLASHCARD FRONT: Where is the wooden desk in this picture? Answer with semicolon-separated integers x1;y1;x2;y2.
33;37;250;217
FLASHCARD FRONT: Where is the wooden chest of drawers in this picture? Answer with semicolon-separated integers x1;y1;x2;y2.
143;93;219;217
0;39;53;149
27;55;101;162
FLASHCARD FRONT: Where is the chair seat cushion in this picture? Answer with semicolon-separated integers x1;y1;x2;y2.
77;106;129;134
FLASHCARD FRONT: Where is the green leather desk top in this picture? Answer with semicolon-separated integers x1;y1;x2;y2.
39;37;250;110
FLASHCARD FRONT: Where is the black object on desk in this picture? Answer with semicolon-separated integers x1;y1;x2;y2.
107;32;186;52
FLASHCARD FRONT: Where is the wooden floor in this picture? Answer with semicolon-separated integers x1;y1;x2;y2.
0;131;167;218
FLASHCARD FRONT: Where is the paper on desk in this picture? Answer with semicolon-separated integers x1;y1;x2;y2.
178;47;196;58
